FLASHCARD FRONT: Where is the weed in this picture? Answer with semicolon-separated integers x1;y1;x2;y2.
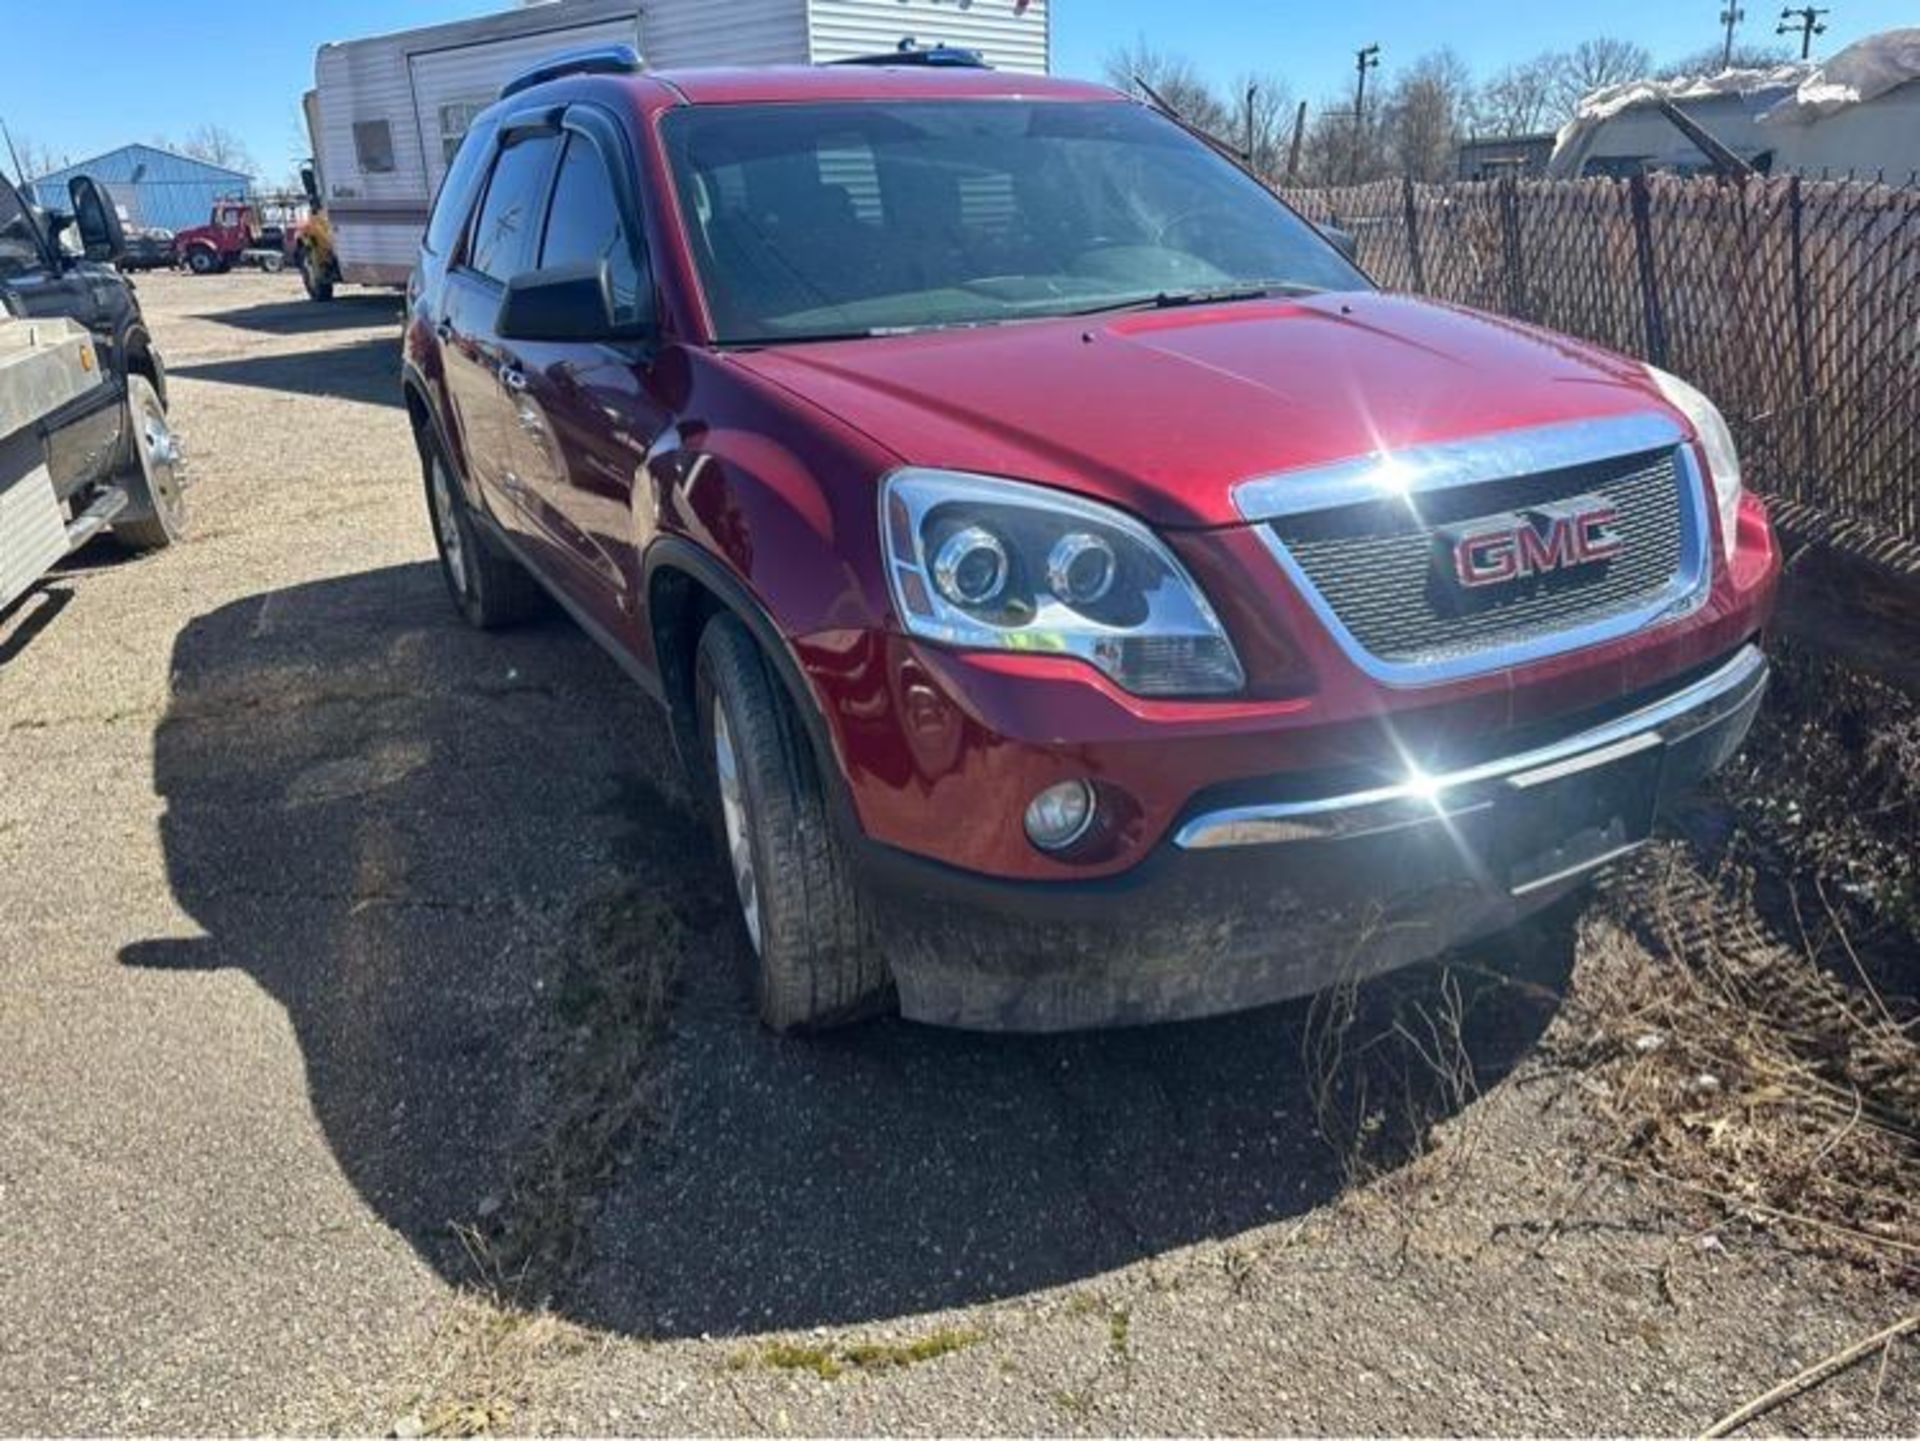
736;1327;988;1383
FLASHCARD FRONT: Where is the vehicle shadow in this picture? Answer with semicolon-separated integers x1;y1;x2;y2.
124;563;1577;1339
195;293;403;337
169;337;402;408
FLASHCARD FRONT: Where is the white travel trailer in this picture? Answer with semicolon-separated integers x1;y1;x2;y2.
305;0;1051;290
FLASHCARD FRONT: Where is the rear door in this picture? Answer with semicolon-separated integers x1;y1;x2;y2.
435;123;562;540
507;111;665;638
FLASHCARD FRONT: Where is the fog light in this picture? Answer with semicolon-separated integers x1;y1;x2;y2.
1024;779;1096;852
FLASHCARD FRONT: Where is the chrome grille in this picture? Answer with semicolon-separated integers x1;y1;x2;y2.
1266;448;1689;667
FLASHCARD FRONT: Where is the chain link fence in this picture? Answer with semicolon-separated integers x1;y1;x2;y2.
1278;175;1920;544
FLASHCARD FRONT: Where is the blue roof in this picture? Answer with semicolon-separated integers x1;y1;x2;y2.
29;143;249;190
26;143;252;232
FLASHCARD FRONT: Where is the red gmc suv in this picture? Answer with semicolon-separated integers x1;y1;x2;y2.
402;48;1779;1033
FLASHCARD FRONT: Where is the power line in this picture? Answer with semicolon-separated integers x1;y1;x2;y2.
1776;5;1830;60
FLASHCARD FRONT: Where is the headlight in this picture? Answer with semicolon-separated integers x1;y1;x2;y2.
881;469;1245;697
1646;364;1742;562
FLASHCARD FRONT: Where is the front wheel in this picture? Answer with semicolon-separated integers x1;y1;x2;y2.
695;613;888;1032
300;246;334;301
184;247;217;275
111;375;188;550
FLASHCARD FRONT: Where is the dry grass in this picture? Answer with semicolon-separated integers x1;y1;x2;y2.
1520;645;1920;1286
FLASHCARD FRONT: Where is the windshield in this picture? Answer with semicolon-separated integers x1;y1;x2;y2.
662;100;1368;344
0;172;48;280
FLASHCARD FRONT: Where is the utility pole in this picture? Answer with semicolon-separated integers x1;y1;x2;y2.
1351;43;1380;183
1245;82;1258;168
1719;5;1746;69
1776;5;1829;59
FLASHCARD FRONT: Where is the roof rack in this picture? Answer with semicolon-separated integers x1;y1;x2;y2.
831;41;990;69
499;43;642;100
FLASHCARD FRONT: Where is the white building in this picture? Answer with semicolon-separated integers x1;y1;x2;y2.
308;0;1051;284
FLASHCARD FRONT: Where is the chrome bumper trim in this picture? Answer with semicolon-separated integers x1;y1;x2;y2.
1173;644;1767;851
1231;411;1688;521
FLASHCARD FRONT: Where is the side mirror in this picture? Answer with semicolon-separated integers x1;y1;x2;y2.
1317;223;1358;263
69;176;126;263
299;163;321;210
497;260;619;342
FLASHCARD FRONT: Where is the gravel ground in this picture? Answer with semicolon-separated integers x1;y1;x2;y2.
0;271;1912;1435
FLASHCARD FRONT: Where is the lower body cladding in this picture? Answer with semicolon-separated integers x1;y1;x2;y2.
860;644;1768;1032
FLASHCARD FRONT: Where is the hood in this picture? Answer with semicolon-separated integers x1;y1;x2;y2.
732;293;1674;529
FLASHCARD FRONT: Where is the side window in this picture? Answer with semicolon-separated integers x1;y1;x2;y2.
352;119;396;175
425;117;498;256
538;133;646;325
0;179;48;279
467;132;561;282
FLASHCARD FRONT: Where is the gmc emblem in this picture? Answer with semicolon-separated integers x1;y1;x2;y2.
1440;496;1623;590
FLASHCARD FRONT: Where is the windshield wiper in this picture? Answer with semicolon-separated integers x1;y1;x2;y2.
1067;282;1318;318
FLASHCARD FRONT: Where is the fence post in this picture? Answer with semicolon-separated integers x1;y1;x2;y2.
1630;174;1669;369
1788;175;1818;484
1499;174;1527;318
1401;175;1427;293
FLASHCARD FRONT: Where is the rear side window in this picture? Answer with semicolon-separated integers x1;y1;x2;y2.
424;117;499;256
467;132;560;282
539;134;645;325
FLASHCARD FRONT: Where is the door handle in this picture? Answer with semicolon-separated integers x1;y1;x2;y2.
501;365;527;392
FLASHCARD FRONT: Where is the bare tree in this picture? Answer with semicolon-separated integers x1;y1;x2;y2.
7;133;72;181
1555;37;1653;114
1385;49;1473;180
180;123;257;179
1102;36;1233;140
1230;70;1298;178
1296;87;1388;187
1472;55;1564;137
1656;41;1793;78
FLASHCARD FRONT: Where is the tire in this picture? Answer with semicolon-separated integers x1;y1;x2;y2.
422;437;542;629
111;375;188;550
300;246;334;302
695;612;888;1032
185;247;217;275
261;252;285;273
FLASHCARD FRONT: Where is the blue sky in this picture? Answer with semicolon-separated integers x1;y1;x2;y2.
3;1;1911;183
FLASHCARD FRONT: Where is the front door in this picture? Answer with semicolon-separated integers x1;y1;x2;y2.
435;127;562;544
507;122;666;641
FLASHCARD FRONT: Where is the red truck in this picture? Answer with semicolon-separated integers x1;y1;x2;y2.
173;199;295;275
402;48;1779;1033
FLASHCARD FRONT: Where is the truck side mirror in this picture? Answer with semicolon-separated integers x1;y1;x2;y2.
68;176;127;264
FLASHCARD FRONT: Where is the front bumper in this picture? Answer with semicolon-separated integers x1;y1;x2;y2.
866;644;1768;1031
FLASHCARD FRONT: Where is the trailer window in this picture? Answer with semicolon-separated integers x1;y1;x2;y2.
353;120;397;175
467;132;560;282
438;100;490;166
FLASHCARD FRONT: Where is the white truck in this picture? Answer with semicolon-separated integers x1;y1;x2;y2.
1;320;110;612
300;0;1050;298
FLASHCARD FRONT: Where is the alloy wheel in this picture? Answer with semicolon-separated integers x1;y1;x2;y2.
712;701;763;954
